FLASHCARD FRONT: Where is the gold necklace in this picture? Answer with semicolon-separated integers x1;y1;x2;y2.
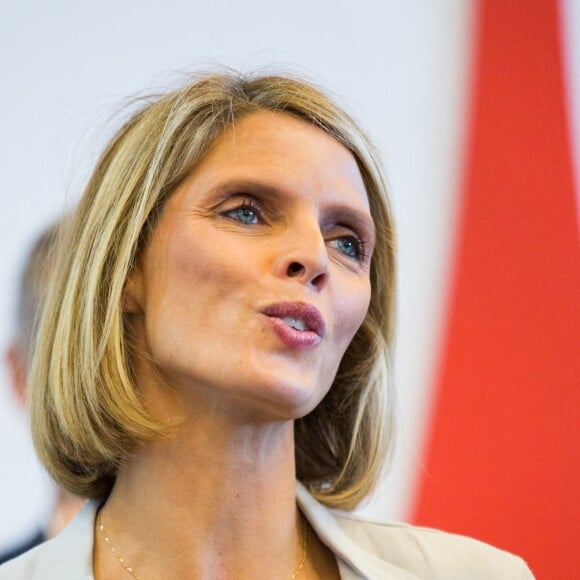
97;511;141;580
97;510;308;579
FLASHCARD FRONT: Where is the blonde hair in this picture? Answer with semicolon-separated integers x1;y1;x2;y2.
30;70;396;509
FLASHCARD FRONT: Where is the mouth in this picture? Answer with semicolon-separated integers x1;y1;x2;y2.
261;302;326;349
280;317;309;332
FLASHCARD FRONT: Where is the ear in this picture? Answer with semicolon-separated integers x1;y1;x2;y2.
122;266;144;314
5;344;27;408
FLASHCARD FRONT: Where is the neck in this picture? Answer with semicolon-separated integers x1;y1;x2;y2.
97;401;304;579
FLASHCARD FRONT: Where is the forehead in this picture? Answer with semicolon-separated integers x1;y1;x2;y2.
189;110;370;211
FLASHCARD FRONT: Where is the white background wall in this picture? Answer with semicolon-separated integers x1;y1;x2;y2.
0;0;577;550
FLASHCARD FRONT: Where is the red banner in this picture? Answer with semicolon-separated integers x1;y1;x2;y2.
411;2;580;578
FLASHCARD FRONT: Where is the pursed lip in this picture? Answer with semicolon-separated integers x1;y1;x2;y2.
261;302;326;339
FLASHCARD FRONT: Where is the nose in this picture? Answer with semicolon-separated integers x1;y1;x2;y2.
274;223;329;292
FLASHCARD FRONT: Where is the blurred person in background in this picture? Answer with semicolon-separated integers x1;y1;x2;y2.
0;222;85;565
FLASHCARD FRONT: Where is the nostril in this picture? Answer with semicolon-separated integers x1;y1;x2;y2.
287;262;305;277
311;272;327;290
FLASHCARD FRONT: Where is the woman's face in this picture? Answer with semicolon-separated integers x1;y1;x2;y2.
126;110;375;420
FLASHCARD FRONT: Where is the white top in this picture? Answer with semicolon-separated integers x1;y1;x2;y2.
0;483;534;579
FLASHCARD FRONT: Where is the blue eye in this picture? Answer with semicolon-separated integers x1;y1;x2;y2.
331;237;364;260
224;201;260;225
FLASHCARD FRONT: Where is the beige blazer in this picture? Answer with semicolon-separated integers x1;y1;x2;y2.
0;483;534;579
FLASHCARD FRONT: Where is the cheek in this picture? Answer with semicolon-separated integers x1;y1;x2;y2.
166;229;246;298
141;232;256;371
150;229;262;336
331;280;372;352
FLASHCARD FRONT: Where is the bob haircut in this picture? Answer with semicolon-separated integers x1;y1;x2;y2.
30;70;396;510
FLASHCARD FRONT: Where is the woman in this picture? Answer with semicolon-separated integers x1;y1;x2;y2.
0;71;533;579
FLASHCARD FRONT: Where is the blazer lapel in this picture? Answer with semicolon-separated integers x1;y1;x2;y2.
296;483;419;580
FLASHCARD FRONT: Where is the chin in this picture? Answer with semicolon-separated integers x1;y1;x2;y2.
238;369;329;422
232;350;338;420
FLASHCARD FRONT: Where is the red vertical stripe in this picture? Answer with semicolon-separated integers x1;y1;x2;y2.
411;2;580;579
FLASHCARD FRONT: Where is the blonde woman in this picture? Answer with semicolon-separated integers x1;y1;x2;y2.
1;71;534;579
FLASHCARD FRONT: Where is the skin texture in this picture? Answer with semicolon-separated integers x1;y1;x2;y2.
96;111;375;579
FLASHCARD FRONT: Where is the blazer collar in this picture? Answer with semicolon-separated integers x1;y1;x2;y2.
32;499;99;580
296;482;418;580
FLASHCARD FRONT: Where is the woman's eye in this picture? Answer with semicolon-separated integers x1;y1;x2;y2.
330;236;364;261
223;202;260;225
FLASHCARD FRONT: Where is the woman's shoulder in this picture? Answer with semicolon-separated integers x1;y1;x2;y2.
335;511;534;579
0;500;98;580
0;540;47;580
296;483;534;579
